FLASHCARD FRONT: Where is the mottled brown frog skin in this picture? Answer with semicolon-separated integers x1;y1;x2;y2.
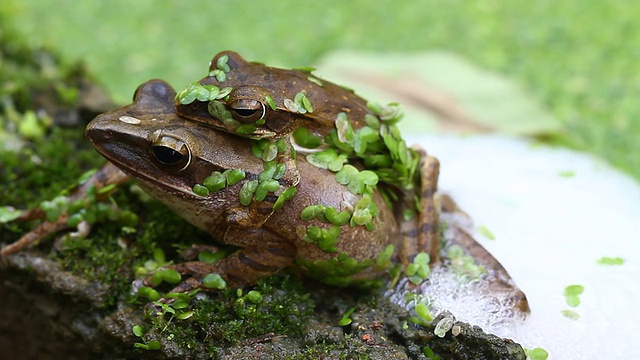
87;80;405;291
175;50;373;139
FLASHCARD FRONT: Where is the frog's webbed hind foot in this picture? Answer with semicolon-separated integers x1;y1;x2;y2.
440;194;530;314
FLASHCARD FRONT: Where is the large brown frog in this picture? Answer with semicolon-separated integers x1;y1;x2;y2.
85;79;439;291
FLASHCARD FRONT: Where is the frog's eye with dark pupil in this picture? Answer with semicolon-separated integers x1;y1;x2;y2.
151;136;191;171
229;99;266;123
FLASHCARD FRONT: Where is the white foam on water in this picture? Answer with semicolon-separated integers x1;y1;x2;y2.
396;134;640;359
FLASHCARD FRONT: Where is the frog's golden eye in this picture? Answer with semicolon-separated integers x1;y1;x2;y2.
229;99;266;123
150;136;191;171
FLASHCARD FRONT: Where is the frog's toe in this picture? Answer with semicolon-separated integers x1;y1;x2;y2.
509;289;531;314
180;244;221;261
167;276;206;294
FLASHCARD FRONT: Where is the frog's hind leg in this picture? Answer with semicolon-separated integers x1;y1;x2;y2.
400;146;441;266
145;227;297;294
418;153;441;265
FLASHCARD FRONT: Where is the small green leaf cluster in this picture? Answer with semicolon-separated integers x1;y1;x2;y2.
374;244;395;270
150;268;181;287
301;204;350;226
336;165;378;195
237;176;282;206
323;104;420;193
283;91;313;114
272;187;297;210
192;169;246;196
209;54;231;82
561;309;580;320
203;273;227;289
563;284;584;307
233;289;263;317
154;291;201;319
0;206;22;223
446;244;487;281
350;195;378;230
299;197;380;252
423;346;442;360
251;138;289;162
259;160;287;182
38;181;139;234
132;325;161;351
597;256;624;265
525;347;549;360
296;252;378;287
247;138;298;210
292;126;322;149
368;101;403;125
307;76;323;87
405;252;431;285
306;148;348;171
207;99;251;134
176;82;232;105
338;307;355;326
134;248;170;276
16;110;52;140
304;224;341;253
561;284;584;320
405;293;434;327
304;154;381;233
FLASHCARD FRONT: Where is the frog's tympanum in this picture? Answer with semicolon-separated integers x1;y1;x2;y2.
3;52;529;315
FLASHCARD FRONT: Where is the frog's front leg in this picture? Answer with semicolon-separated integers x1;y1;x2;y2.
147;227;296;293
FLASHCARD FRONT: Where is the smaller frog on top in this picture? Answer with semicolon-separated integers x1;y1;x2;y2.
175;50;376;143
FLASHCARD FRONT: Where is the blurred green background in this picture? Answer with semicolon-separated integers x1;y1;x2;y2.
2;0;639;180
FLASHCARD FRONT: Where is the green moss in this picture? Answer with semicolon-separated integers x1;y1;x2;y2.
51;188;210;305
140;275;314;352
0;128;104;208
